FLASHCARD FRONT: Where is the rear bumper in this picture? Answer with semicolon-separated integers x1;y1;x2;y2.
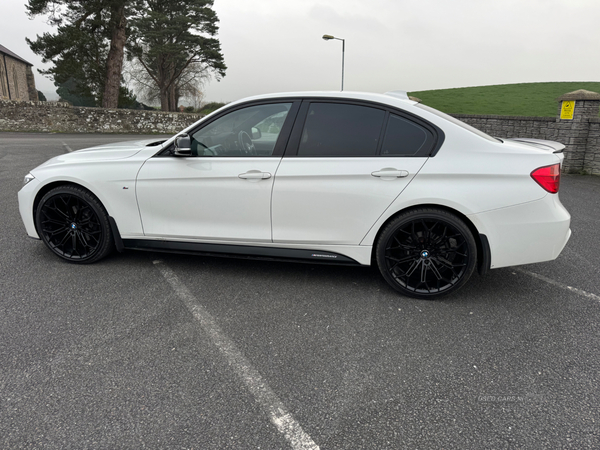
469;194;571;269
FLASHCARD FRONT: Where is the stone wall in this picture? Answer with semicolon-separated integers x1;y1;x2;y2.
453;114;558;140
453;91;600;175
1;91;600;175
0;60;9;100
453;114;579;167
25;66;38;102
1;55;31;101
0;99;203;134
586;119;600;174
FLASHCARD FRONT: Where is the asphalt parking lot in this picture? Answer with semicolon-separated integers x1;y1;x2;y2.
1;132;599;449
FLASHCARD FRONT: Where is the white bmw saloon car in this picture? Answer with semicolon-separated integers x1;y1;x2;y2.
18;91;571;299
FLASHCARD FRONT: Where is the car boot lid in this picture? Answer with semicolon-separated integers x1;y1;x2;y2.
504;138;565;153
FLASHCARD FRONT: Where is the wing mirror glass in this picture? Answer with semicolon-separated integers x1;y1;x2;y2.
174;134;192;156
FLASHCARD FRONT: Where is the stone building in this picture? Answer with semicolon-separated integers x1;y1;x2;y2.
0;44;38;102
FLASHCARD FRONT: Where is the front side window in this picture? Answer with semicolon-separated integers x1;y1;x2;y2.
191;103;292;156
297;103;385;157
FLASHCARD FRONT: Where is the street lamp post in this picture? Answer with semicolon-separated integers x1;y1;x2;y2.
322;34;345;91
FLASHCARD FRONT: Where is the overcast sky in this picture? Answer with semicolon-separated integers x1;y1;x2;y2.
2;0;599;103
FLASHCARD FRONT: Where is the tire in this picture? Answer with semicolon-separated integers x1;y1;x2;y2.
35;185;114;263
376;208;477;299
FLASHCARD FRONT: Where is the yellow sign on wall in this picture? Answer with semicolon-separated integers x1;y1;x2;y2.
560;101;575;120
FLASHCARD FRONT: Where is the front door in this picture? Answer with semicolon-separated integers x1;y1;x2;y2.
136;102;295;242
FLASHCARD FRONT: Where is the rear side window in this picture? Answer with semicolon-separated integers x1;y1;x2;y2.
297;103;385;157
381;114;434;157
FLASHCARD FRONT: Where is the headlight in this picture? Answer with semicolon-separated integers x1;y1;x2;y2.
23;173;35;186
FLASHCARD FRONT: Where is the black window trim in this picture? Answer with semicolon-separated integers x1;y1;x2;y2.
155;98;303;158
283;97;445;158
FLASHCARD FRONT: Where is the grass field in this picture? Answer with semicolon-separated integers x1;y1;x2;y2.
409;82;600;117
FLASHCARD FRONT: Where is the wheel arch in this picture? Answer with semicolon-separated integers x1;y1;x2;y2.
33;181;83;228
32;181;124;252
370;203;491;276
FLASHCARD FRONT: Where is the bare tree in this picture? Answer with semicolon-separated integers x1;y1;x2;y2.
127;0;226;111
126;58;211;110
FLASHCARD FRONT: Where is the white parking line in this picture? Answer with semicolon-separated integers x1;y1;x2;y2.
514;268;600;302
153;260;320;450
61;141;73;152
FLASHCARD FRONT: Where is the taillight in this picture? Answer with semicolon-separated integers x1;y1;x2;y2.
531;164;560;193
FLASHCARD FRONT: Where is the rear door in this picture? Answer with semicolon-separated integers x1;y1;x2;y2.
271;100;435;245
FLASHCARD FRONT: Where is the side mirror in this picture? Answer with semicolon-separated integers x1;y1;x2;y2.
174;134;192;156
251;127;262;140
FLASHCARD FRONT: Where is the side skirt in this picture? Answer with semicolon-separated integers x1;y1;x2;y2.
122;239;362;266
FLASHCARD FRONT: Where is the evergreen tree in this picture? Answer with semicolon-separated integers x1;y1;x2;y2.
57;78;96;106
128;0;226;111
26;0;129;108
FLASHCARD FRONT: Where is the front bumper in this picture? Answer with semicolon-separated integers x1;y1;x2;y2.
18;177;41;239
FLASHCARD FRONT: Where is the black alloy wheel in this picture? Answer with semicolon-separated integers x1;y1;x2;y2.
376;208;477;299
35;185;114;263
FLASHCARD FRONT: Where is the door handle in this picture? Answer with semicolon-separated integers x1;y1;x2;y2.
239;170;272;180
371;169;409;179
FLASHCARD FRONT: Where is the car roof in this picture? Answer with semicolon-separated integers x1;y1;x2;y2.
229;90;420;109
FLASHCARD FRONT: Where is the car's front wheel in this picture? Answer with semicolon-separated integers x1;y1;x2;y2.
35;185;114;263
376;208;477;299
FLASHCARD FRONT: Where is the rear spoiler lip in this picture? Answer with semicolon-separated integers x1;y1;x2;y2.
504;138;565;153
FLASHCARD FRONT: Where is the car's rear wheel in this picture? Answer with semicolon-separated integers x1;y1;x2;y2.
35;185;113;263
376;208;477;299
